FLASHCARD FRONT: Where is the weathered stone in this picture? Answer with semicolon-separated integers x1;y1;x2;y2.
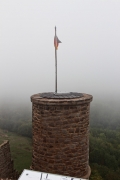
0;141;19;179
31;93;93;179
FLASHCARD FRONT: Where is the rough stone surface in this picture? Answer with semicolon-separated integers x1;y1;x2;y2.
0;141;19;180
31;93;93;179
40;92;83;99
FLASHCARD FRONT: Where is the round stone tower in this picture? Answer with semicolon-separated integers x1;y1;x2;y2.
31;92;93;179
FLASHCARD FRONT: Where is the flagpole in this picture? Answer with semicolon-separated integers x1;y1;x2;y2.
55;26;57;93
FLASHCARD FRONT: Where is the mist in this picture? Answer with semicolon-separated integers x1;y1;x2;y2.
1;0;120;108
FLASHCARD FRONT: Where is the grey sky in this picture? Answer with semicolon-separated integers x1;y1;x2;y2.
1;0;120;103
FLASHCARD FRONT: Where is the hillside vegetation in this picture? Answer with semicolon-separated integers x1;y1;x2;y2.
0;100;120;179
0;128;32;173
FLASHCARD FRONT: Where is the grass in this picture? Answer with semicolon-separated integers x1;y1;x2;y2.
0;128;32;173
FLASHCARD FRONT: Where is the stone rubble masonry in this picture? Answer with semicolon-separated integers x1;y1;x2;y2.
0;140;19;180
31;93;93;179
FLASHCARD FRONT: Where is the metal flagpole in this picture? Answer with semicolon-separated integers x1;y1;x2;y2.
55;26;57;93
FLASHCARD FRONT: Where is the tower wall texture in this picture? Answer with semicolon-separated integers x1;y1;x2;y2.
31;93;93;179
0;140;19;179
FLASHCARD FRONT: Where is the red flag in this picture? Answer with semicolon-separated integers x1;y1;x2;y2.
54;35;61;50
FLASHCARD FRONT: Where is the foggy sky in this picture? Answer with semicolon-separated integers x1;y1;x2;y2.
1;0;120;105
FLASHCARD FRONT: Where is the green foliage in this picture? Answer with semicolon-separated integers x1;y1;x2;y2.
0;104;32;137
90;169;103;180
90;127;120;179
0;129;32;173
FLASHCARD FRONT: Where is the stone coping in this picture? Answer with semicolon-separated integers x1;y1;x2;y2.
40;92;83;99
31;93;93;105
0;140;9;148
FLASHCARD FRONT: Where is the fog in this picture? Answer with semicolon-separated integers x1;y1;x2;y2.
1;0;120;107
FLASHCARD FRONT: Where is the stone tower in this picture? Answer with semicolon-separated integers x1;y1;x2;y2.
31;92;93;179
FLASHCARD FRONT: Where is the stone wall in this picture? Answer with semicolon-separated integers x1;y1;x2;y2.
0;141;19;180
31;93;93;179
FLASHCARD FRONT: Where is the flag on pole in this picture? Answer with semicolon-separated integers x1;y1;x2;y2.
54;35;61;50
